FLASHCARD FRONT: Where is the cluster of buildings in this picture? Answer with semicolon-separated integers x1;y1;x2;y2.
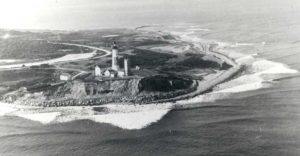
59;42;130;81
94;42;129;78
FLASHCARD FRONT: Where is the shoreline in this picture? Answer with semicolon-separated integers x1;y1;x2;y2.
153;43;242;104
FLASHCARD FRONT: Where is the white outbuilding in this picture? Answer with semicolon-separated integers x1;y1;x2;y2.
117;71;125;77
104;69;118;78
95;65;102;77
60;73;72;81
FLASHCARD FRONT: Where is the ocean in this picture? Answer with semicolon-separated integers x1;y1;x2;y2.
1;7;300;156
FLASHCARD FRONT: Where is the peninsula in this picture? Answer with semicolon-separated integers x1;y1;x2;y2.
0;28;241;107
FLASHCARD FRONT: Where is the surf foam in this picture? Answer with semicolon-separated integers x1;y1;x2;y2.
0;103;173;130
171;29;299;106
0;102;18;115
17;112;61;124
87;103;173;129
90;109;170;130
252;60;298;74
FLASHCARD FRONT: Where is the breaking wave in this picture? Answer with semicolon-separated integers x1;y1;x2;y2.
175;52;297;107
168;29;298;109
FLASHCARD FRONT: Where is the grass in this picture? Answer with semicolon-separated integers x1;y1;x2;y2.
0;68;56;92
0;39;81;59
118;48;177;69
159;54;232;72
177;55;221;68
139;75;193;92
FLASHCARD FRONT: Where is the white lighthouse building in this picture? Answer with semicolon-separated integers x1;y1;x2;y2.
96;42;130;78
111;42;119;70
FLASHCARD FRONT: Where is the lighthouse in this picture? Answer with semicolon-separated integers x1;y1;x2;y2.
111;42;119;70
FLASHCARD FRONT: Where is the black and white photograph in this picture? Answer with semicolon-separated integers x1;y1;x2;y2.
0;0;300;155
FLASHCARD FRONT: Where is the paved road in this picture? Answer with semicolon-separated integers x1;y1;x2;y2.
51;42;111;58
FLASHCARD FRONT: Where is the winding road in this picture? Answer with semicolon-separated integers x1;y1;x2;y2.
0;42;111;70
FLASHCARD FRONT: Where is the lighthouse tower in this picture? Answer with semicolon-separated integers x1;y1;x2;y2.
124;58;129;76
111;42;119;70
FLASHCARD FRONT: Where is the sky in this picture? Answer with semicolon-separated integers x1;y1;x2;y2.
0;0;299;30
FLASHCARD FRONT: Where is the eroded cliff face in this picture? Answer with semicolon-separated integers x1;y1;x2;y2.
51;75;193;100
2;75;195;107
66;80;87;99
47;78;141;100
101;79;140;96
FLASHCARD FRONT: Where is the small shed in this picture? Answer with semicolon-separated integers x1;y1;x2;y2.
95;65;102;77
117;71;125;77
60;73;72;81
135;66;140;70
104;69;118;78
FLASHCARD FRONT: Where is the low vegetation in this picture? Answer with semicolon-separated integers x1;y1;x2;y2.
118;48;177;69
0;39;81;59
139;75;193;92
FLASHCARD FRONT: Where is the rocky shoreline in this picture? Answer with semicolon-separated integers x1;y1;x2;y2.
4;79;198;107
